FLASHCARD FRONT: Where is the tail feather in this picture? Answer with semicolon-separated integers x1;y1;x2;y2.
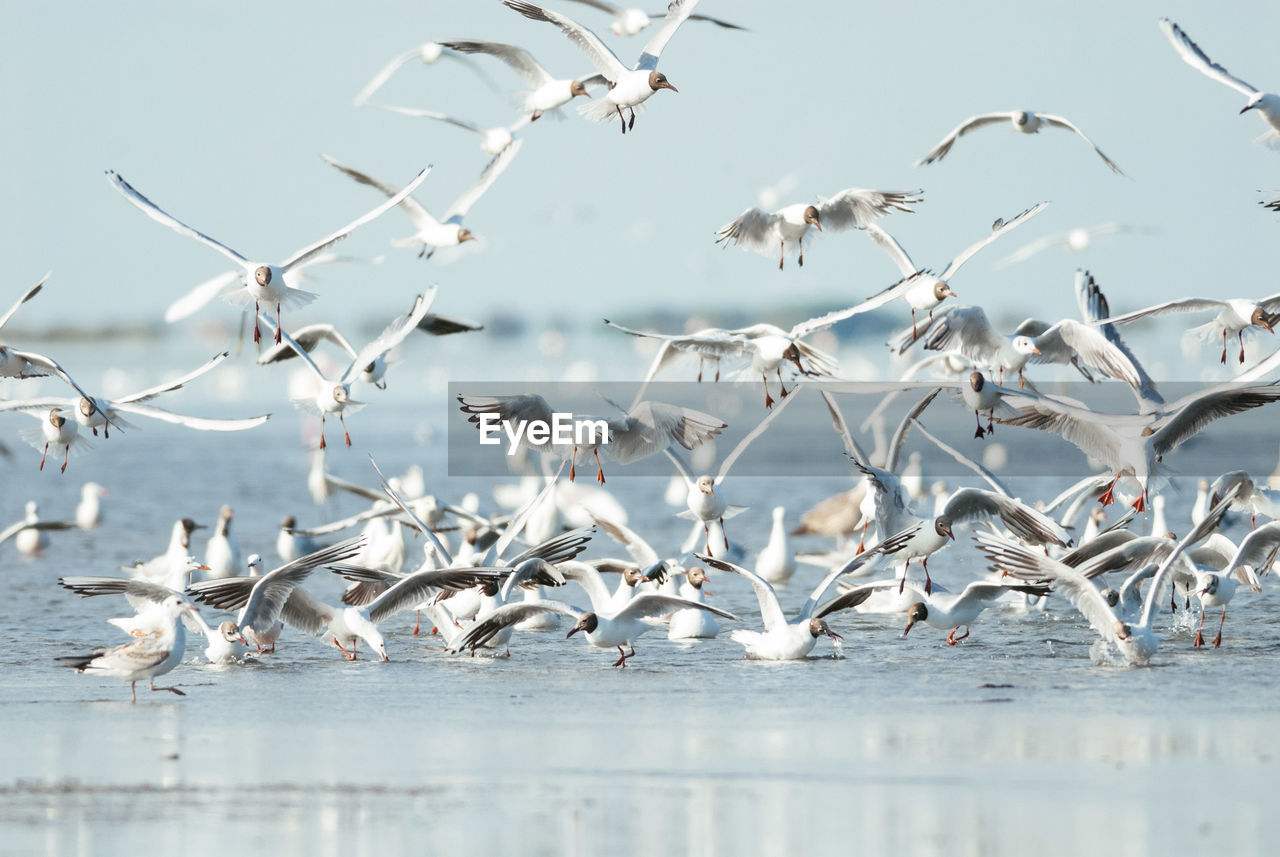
578;98;643;124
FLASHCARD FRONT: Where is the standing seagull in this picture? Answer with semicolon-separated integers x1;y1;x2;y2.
106;166;428;344
503;0;696;134
438;40;606;121
1159;19;1280;139
323;143;522;260
715;188;922;270
916;110;1124;174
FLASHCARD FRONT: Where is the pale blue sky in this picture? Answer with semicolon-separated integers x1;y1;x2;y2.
1;1;1278;341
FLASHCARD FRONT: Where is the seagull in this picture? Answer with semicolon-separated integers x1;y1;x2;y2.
370;104;529;156
203;505;240;580
915;110;1124;174
1159;19;1280;140
699;546;887;660
860;203;1048;339
1210;470;1280;528
1094;294;1280;365
55;594;196;702
0;352;270;439
503;0;697;134
754;507;796;584
438;40;607;121
105;166;429;344
667;391;798;554
6;407;86;473
186;537;366;653
452;587;736;667
76;482;107;530
0;501;75;556
666;567;720;639
56;576;245;664
0;272;70;381
258;292;431;448
714;188;922;270
456;393;726;482
997;380;1280;511
353;42;492;106
821;579;1050;645
323;143;522;259
1184;522;1280;647
994;223;1143;269
976;490;1237;665
559;0;745;37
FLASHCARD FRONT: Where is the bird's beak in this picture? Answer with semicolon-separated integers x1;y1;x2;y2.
825;628;843;640
346;398;366;406
567;625;580;638
1241;104;1255;114
460;233;477;243
1262;320;1275;333
1031;346;1041;355
661;81;678;93
380;651;390;662
903;620;916;637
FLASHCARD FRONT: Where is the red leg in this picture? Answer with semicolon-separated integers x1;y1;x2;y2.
39;442;48;471
922;557;933;595
1131;491;1146;513
412;611;420;636
569;446;577;482
1213;608;1226;648
1193;606;1206;647
763;374;774;409
253;301;262;344
720;517;728;550
594;448;605;484
1239;331;1246;364
1097;474;1120;507
1220;330;1227;365
777;367;789;399
274;304;282;344
61;444;69;473
340;412;351;447
856;522;867;555
319;415;327;450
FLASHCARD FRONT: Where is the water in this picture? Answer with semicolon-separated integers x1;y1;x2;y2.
2;339;1279;855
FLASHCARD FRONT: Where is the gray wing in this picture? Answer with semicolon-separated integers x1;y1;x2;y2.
920;305;1004;360
614;591;736;622
457;393;558;454
1151;383;1280;457
910;419;1009;495
714;208;781;254
1159;19;1259;98
366;568;508;624
444;140;524;223
418;313;484;336
0;271;49;331
257;324;358;365
716;387;800;482
814;188;922;232
438;40;552;87
590;513;661;566
238;537;366;631
0;518;75;545
943;488;1071;546
915;112;1017;166
1095;297;1226;326
884;388;939;473
608;401;726;464
58;576;181;613
697;556;786;631
341;290;435;384
452;599;581;652
941;202;1049;280
863;224;919;278
106;170;247;266
635;0;701;69
504;1;628;78
1037;114;1125;175
278;587;340;637
1074;270;1163;409
503;525;596;567
113;352;231;405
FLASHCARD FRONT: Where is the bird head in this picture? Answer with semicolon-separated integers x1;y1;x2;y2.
457;227;476;244
567;612;599;638
647;71;677;93
569;80;590;98
808;617;842;640
904;602;928;636
803;205;822;231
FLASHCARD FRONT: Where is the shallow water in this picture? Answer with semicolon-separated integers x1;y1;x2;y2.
2;344;1280;856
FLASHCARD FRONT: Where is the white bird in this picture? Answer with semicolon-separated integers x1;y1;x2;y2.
503;0;695;134
353;42;491;106
457;393;725;482
860;203;1048;339
259;292;432;448
1185;522;1280;647
57;576;246;665
823;579;1049;645
560;0;745;37
916;110;1124;174
324;144;522;259
1210;470;1280;528
453;587;736;667
371;104;530;156
700;547;886;660
977;491;1237;666
667;567;720;639
668;391;799;554
0;501;75;556
203;505;240;580
994;223;1142;269
105;166;429;344
76;482;107;530
439;40;607;121
714;188;922;270
1095;294;1280;365
8;407;87;473
128;518;207;588
0;352;270;440
754;507;795;584
55;594;196;702
0;273;72;381
1159;19;1280;140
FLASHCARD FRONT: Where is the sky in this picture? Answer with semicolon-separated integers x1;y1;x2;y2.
2;1;1279;348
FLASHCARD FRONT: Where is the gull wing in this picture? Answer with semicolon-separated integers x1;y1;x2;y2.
814;188;922;233
106;170;248;266
438;40;552;87
714;207;780;254
0;271;50;331
634;0;701;70
282;166;431;270
698;555;786;631
915;112;1016;166
504;1;629;79
1159;19;1259;98
341;290;435;384
239;537;366;631
716;385;799;483
1095;297;1226;326
941;202;1049;281
322;155;440;233
1038;114;1125;175
444;139;524;224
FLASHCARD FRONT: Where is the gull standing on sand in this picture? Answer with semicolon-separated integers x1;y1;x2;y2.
714;188;922;270
916;109;1124;174
503;0;698;134
106;167;429;344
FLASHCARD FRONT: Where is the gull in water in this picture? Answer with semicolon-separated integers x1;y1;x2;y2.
258;293;432;448
438;40;607;121
1095;293;1280;365
915;110;1124;174
126;518;207;590
457;393;725;482
1159;19;1280;141
56;594;197;702
0;501;75;556
503;0;697;134
57;576;246;664
977;490;1237;666
860;203;1048;339
76;482;108;530
700;547;888;660
714;188;922;270
754;507;795;584
1210;470;1280;528
827;579;1049;645
106;166;429;344
559;0;745;37
203;505;240;580
1181;522;1280;647
324;143;522;259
